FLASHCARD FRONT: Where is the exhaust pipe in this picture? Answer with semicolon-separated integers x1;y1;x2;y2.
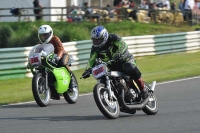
119;81;156;111
120;89;150;110
150;81;156;91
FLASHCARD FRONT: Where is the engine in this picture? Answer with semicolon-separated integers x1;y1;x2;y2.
126;88;137;100
115;78;128;91
114;78;137;102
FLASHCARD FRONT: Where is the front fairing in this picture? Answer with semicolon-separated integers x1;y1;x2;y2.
28;44;55;70
29;44;54;56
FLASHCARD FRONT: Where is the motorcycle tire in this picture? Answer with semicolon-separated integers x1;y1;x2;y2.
32;72;50;107
63;72;79;104
93;83;120;119
142;83;159;115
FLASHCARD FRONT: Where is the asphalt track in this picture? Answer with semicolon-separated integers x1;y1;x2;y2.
0;76;200;133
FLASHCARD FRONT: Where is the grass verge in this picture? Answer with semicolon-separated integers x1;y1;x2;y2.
0;51;200;105
1;21;200;48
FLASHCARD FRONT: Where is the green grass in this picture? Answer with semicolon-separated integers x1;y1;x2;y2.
137;52;200;82
1;21;200;48
0;51;200;105
0;78;32;105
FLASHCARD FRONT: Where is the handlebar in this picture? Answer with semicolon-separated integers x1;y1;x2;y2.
80;59;115;79
106;59;115;65
48;58;57;66
96;58;115;66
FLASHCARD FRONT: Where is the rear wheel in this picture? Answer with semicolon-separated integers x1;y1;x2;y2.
142;83;158;115
93;83;119;119
63;72;79;104
32;72;50;107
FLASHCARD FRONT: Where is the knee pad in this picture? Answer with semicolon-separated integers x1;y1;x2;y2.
124;63;141;80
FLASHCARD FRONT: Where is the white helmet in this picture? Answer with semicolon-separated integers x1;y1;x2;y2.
91;26;108;48
38;25;53;44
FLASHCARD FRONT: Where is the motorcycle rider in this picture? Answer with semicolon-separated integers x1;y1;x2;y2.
82;25;148;99
37;24;76;99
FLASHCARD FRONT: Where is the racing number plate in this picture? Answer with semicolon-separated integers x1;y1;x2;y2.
92;64;106;79
30;56;39;65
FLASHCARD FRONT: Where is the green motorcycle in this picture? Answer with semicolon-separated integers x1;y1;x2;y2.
28;44;79;107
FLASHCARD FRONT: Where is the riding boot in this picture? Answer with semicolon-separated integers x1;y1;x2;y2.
135;78;149;99
64;64;76;89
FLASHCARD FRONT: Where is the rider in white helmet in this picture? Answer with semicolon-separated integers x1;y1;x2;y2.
37;24;76;99
38;24;69;67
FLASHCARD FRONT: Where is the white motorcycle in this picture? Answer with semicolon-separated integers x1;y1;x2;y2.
81;58;158;119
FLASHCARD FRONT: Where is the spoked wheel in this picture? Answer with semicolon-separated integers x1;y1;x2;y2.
63;72;79;104
142;83;158;115
32;72;50;107
93;83;119;119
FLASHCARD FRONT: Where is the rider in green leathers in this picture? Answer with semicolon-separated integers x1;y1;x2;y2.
82;26;148;99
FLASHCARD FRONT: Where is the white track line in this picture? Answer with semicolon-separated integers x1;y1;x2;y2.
156;76;200;85
1;76;200;107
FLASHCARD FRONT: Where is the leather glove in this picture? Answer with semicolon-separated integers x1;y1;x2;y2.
53;56;60;64
113;53;122;62
82;68;92;79
27;63;30;69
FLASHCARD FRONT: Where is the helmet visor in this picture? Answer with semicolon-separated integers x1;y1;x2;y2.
39;33;50;42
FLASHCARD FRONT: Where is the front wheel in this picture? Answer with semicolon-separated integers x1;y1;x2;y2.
63;72;79;104
32;72;50;107
93;83;120;119
142;83;159;115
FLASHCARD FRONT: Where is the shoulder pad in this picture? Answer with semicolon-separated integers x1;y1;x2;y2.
109;34;121;41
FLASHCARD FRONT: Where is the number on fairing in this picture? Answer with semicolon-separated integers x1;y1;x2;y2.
30;56;39;65
92;64;106;79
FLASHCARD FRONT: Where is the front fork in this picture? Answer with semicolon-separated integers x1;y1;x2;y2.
44;69;49;90
105;75;116;101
